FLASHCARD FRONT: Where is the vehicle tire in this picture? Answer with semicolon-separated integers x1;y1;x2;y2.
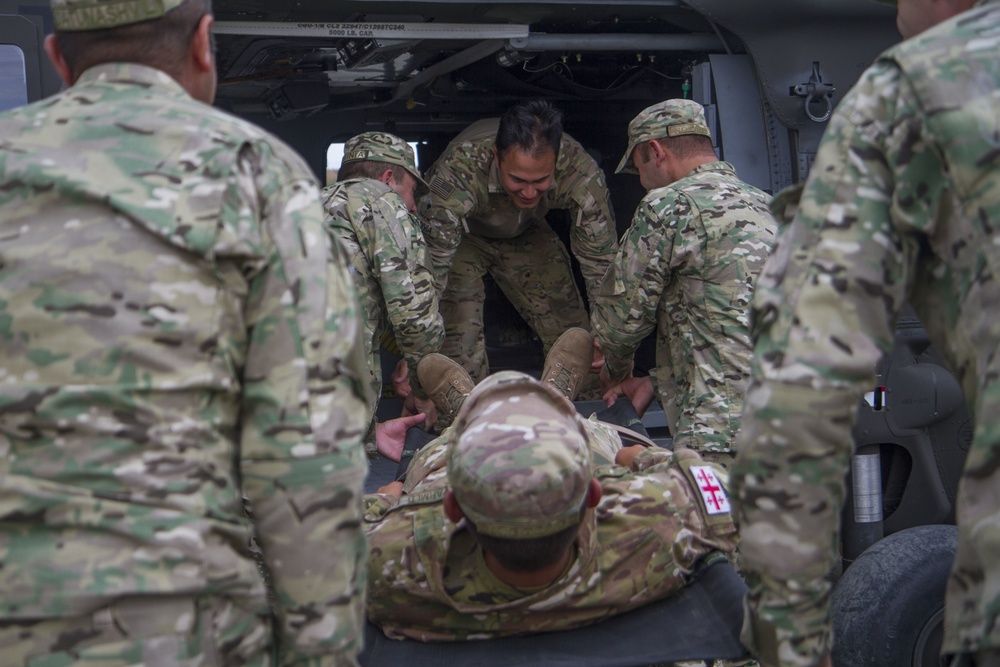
831;524;957;667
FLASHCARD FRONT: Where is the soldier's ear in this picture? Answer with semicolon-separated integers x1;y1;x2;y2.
378;168;395;186
586;478;602;509
444;491;465;523
191;14;215;72
43;35;74;87
649;138;669;163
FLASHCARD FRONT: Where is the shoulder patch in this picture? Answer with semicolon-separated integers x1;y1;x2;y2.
429;175;456;200
689;465;731;515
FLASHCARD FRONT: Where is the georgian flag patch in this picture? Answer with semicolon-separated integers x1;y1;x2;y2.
690;465;731;515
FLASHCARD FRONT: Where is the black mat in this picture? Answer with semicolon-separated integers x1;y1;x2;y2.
359;560;749;667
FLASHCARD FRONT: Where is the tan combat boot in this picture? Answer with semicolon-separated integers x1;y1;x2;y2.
540;328;594;402
417;353;476;430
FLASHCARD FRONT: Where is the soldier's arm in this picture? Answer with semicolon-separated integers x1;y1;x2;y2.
371;191;445;397
557;141;619;298
591;197;676;383
732;61;921;667
237;149;371;666
417;161;478;295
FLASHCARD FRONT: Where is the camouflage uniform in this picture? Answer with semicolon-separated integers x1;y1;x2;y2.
418;118;618;381
730;2;1000;665
592;100;777;459
0;5;370;663
364;372;737;640
322;133;443;452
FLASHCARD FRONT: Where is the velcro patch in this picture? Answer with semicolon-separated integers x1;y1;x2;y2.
666;122;711;138
689;465;730;515
429;175;457;200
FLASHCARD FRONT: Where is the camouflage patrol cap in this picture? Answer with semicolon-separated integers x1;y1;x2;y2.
51;0;188;31
616;99;712;174
342;131;430;196
447;371;592;540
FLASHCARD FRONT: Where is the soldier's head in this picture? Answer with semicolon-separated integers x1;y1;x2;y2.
444;372;601;575
45;0;216;103
338;132;429;213
617;99;717;190
878;0;977;39
492;100;563;210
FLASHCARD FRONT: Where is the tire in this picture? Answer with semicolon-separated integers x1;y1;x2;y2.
831;524;957;667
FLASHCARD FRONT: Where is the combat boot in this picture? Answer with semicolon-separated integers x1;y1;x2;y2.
417;353;475;430
540;328;594;402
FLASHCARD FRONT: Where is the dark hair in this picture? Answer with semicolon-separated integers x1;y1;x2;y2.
55;0;212;80
495;99;563;163
337;160;401;183
465;508;584;573
640;134;715;162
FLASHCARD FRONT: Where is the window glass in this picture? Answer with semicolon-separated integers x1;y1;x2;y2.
0;44;28;112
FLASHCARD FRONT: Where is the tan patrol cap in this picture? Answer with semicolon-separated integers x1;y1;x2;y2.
616;98;712;175
50;0;188;32
341;131;430;197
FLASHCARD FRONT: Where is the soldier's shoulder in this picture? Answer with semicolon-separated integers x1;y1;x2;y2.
193;104;318;182
885;2;997;69
431;139;491;178
556;132;599;170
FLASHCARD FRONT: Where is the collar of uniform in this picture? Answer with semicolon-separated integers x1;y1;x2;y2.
438;510;599;613
75;62;189;97
686;160;736;178
487;156;506;195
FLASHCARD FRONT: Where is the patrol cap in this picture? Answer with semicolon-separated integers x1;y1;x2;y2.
616;99;712;174
447;371;592;540
341;131;430;196
51;0;188;32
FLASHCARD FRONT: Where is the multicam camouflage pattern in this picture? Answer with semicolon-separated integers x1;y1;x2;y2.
616;98;713;175
51;0;187;31
446;371;592;539
437;224;599;382
1;596;273;666
323;177;444;448
731;2;1000;665
0;63;370;664
592;161;777;456
341;131;429;196
363;372;737;640
418;119;618;381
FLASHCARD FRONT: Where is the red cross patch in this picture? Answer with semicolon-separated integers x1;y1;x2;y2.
690;465;730;515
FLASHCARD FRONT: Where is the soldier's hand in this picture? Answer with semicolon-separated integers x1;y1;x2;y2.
402;393;438;431
375;413;426;462
614;444;646;469
375;481;405;497
591;338;605;373
603;375;655;416
391;358;412;399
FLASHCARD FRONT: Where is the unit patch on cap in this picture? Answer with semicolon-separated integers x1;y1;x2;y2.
51;0;182;32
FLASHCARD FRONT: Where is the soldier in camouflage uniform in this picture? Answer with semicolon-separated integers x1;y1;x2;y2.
418;100;618;385
730;1;1000;666
322;132;444;456
364;370;738;641
0;0;370;664
591;100;777;467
